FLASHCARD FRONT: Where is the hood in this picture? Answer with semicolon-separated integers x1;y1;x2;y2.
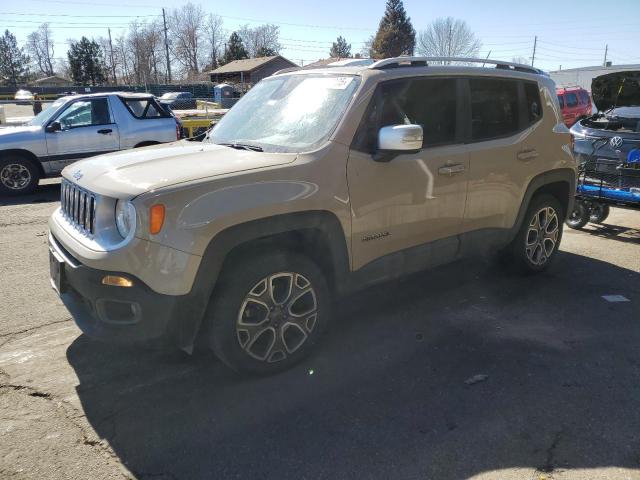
0;125;41;137
592;71;640;112
62;141;297;198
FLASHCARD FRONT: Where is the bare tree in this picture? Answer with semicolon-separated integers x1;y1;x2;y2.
126;20;166;85
417;17;481;63
169;3;206;75
360;35;374;58
26;23;55;76
204;14;224;70
237;24;281;58
512;56;529;65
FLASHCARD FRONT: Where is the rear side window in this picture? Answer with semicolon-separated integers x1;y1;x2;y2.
565;92;578;107
557;95;565;108
524;82;542;125
469;78;519;141
120;97;168;119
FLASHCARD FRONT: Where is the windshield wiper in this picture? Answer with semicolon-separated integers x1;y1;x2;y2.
219;142;263;152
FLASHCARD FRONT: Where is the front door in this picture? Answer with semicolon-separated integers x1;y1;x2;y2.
347;77;469;271
45;97;119;172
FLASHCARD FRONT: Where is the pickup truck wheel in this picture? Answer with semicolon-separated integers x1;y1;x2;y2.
0;156;39;196
510;194;563;273
206;250;331;375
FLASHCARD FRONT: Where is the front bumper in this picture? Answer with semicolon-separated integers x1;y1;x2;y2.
49;233;183;344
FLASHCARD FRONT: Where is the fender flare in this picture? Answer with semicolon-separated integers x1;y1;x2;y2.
510;167;576;238
175;210;350;352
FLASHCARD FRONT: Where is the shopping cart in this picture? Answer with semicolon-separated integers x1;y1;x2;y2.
566;153;640;229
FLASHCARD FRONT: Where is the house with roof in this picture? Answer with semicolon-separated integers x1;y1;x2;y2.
208;56;298;84
31;75;73;87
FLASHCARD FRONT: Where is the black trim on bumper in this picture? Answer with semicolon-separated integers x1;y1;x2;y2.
49;234;186;345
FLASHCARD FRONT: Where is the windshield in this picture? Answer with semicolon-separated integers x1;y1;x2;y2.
209;74;360;153
29;98;67;126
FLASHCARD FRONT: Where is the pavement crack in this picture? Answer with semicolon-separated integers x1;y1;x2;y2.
0;317;72;348
538;429;564;473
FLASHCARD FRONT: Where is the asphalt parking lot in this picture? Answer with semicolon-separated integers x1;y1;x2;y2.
1;180;639;480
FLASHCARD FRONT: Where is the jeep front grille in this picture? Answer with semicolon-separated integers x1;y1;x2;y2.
60;179;97;235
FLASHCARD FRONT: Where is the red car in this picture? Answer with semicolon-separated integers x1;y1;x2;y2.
556;86;592;127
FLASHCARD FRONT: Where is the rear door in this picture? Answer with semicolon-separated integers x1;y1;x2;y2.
45;97;119;171
462;77;540;236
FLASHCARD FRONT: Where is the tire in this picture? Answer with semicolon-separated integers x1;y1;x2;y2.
0;155;40;196
206;250;331;375
509;193;564;273
565;200;589;230
589;203;610;224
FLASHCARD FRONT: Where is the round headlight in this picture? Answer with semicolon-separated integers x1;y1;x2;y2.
115;200;136;238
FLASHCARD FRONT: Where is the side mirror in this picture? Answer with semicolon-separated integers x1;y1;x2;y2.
46;121;62;133
374;124;423;162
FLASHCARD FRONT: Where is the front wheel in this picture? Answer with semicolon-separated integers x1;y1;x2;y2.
0;156;40;196
509;194;563;273
565;200;589;230
206;250;331;375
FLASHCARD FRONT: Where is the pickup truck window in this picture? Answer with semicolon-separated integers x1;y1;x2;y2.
29;98;66;126
120;97;169;119
57;98;112;129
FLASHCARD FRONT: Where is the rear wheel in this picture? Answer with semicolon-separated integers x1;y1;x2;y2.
206;250;331;375
509;194;563;273
565;200;589;230
589;203;610;224
0;155;40;196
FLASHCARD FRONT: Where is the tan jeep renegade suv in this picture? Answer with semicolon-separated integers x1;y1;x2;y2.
48;57;576;374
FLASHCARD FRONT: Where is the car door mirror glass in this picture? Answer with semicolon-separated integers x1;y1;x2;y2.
374;124;423;161
46;121;62;133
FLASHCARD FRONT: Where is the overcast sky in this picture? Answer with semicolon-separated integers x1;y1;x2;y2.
3;0;640;72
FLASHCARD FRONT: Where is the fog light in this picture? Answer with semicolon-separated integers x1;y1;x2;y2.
101;275;134;287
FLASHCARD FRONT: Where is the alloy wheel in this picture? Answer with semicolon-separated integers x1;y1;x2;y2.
525;206;559;266
0;163;31;190
236;272;318;363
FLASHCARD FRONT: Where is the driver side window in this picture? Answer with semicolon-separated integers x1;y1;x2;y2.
57;98;111;129
352;77;459;153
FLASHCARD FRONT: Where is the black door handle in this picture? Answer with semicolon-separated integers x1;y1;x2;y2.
97;129;112;134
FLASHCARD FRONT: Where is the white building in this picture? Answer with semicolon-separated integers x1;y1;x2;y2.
550;63;640;90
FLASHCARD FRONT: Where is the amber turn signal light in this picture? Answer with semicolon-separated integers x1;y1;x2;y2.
149;204;165;234
101;275;134;287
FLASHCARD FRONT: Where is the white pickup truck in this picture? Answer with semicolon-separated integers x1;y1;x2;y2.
0;92;180;195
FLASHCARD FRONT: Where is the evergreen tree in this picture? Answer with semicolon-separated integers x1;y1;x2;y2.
255;46;277;57
330;36;351;58
223;32;248;64
67;37;106;85
371;0;416;58
0;30;30;87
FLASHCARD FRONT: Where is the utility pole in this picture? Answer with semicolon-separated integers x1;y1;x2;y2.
162;8;171;83
447;22;453;64
108;28;116;85
603;44;608;66
531;36;537;67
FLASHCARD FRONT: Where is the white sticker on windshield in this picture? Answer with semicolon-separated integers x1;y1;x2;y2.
326;77;353;89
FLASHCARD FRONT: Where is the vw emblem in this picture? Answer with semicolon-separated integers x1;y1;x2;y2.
72;170;83;181
610;136;623;149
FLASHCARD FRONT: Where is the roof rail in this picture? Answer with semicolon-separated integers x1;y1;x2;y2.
369;57;545;75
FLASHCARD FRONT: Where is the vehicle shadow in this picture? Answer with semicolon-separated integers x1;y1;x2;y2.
67;251;640;479
585;222;640;245
0;180;60;206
